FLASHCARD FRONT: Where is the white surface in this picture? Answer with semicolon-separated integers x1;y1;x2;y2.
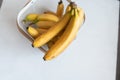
0;0;119;80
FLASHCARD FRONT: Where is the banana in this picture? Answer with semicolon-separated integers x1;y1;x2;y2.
27;26;39;38
27;26;48;38
36;21;56;29
66;1;76;13
56;0;64;18
47;41;54;49
43;8;85;61
44;10;57;16
37;14;59;22
47;29;64;48
36;28;47;34
32;11;72;48
66;4;71;13
24;14;38;22
24;13;59;23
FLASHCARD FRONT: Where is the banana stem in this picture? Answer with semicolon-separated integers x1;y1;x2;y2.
67;0;71;3
71;2;77;8
68;2;77;10
67;0;77;9
59;0;63;4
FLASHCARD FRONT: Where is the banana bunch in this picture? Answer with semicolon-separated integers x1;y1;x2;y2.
23;0;85;61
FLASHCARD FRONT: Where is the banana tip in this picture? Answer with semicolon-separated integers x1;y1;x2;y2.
43;57;47;61
31;44;34;48
26;27;29;30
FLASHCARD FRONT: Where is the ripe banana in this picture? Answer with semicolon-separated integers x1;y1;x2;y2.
36;28;47;34
37;14;59;22
56;0;64;18
43;8;85;61
65;1;76;13
44;10;57;16
36;21;56;29
27;26;48;38
66;4;71;13
32;11;72;48
27;26;39;38
24;14;38;22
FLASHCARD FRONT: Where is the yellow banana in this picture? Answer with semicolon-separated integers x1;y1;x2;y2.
37;14;59;22
36;28;47;34
36;21;56;29
44;10;57;16
66;4;71;13
27;26;48;38
47;30;64;48
56;0;64;18
65;1;76;13
43;8;85;61
77;7;86;25
27;26;39;38
32;11;72;48
24;14;38;22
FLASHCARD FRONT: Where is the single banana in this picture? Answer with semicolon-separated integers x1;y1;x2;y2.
24;14;38;22
44;10;57;16
27;26;39;38
43;8;85;61
37;14;59;22
36;28;47;34
32;11;72;48
65;4;71;13
56;0;64;18
36;21;56;29
27;26;47;38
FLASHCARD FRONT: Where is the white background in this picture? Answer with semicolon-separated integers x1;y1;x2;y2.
0;0;119;80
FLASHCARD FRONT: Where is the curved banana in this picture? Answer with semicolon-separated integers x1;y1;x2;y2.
66;4;71;13
37;14;59;22
27;26;47;38
36;28;47;34
27;26;39;38
36;21;56;29
44;10;57;16
65;2;76;13
43;8;85;61
56;0;64;18
24;14;38;22
32;11;72;48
